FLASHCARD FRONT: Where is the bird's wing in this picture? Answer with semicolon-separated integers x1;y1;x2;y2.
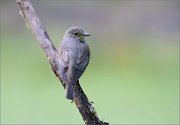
70;46;90;83
58;45;69;83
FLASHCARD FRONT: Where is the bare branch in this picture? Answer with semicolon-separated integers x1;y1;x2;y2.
17;0;109;124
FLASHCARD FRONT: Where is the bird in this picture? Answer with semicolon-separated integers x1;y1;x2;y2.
57;26;91;100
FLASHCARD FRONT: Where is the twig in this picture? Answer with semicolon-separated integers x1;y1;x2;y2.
17;0;109;124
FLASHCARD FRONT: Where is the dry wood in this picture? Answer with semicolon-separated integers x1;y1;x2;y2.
17;0;109;124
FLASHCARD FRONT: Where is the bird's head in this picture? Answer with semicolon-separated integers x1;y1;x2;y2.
64;26;90;41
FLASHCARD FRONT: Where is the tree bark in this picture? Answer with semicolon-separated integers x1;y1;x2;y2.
17;0;109;125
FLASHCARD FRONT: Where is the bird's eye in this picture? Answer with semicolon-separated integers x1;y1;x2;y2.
74;33;79;36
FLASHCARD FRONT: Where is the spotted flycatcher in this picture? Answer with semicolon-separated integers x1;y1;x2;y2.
57;26;90;100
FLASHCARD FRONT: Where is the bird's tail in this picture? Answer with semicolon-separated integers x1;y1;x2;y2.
66;83;74;100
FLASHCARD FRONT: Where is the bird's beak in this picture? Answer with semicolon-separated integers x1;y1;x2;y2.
83;32;91;36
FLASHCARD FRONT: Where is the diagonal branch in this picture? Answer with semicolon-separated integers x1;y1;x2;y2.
17;0;109;125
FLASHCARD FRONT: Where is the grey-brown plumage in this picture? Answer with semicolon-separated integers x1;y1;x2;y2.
57;26;90;100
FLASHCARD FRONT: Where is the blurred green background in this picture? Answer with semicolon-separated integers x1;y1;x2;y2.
0;0;179;124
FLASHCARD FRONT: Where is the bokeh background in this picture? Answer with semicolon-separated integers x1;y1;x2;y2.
1;0;179;124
